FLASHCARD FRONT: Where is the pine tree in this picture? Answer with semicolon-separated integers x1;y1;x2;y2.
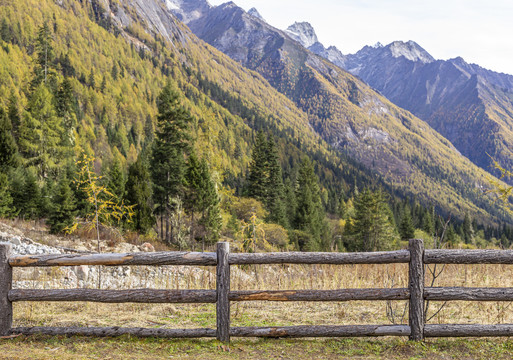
7;92;21;141
350;189;397;251
38;178;54;219
284;178;297;228
0;108;19;170
399;206;415;241
56;77;76;147
107;158;125;201
265;136;287;227
246;130;268;202
19;84;63;178
88;68;96;89
150;82;192;243
198;157;222;245
33;22;55;86
185;152;202;243
124;155;154;233
422;208;434;235
294;158;326;251
20;169;40;219
462;213;475;244
0;173;14;218
47;174;76;234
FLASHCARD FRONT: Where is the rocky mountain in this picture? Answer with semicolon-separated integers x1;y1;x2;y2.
340;40;513;176
286;22;319;48
161;0;511;224
285;22;346;69
247;7;265;21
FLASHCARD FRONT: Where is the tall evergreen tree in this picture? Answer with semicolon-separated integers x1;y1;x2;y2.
462;213;475;244
399;206;415;241
198;157;222;245
246;130;268;202
150;82;192;243
294;158;326;251
33;22;55;86
19;84;63;178
125;155;154;233
47;174;76;234
107;158;125;201
350;189;397;251
0;108;19;170
0;173;14;218
265;136;287;227
56;77;76;147
185;152;202;243
16;169;41;219
7;92;21;141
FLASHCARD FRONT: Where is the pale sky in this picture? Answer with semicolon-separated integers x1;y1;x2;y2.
208;0;513;75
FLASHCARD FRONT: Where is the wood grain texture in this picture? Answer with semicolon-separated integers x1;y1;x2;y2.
409;239;424;341
216;242;230;343
425;324;513;337
229;288;409;301
229;250;410;265
425;287;513;301
9;252;217;267
230;325;410;337
425;249;513;264
9;289;216;303
11;326;216;338
0;243;12;336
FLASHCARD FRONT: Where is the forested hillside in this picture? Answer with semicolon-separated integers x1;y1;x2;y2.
0;0;512;251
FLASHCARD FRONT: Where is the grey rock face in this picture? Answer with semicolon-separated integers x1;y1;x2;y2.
285;22;318;48
248;7;264;21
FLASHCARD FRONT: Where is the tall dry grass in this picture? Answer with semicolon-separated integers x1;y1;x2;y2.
12;262;513;330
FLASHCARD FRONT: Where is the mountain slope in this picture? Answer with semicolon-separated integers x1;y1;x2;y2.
0;0;388;215
341;41;513;178
164;0;512;225
0;0;511;227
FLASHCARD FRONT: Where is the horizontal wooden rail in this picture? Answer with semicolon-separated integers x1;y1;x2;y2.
424;287;513;301
9;252;217;267
425;249;513;264
9;325;410;338
424;324;513;337
17;287;513;303
230;288;409;301
229;250;410;265
14;324;513;338
9;289;216;303
11;326;216;338
229;325;410;337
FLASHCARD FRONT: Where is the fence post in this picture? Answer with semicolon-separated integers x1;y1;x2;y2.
216;242;230;343
0;242;12;336
408;238;424;341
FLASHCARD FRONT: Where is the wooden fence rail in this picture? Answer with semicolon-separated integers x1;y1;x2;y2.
2;239;513;342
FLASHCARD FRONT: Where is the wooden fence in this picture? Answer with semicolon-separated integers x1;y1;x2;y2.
3;239;513;342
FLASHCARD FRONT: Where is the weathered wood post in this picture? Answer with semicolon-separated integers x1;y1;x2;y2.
216;242;230;342
408;239;425;341
0;242;12;336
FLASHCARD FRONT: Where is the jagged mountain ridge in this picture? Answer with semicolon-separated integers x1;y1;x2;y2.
159;0;511;224
341;41;513;176
280;18;513;177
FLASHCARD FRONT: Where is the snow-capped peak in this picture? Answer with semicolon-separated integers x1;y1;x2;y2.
285;22;319;48
164;0;179;11
248;7;264;21
388;40;434;63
